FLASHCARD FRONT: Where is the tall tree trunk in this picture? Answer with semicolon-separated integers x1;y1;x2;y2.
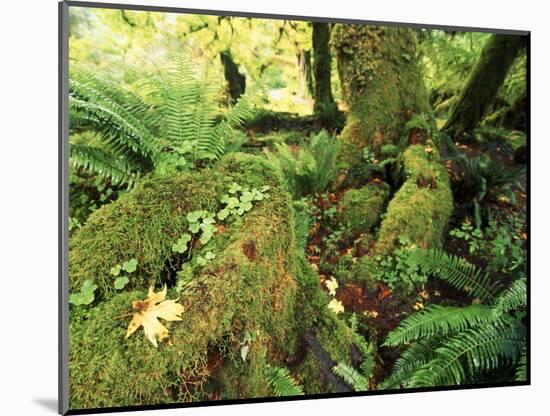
312;22;337;116
442;34;526;139
332;25;432;165
296;43;313;97
220;50;246;104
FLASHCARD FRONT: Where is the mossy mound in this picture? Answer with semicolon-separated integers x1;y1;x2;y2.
69;154;357;409
376;145;453;254
69;154;298;407
69;154;289;298
337;182;391;234
332;25;432;165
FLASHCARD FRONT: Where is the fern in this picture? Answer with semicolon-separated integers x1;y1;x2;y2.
515;348;527;381
384;249;527;388
493;276;527;316
414;249;502;303
380;338;441;389
349;314;376;379
69;53;262;186
332;363;369;391
266;130;343;198
384;304;496;347
266;366;304;397
69;144;139;188
408;322;525;387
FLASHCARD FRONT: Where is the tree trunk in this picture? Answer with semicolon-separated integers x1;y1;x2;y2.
296;43;313;97
332;25;453;255
220;50;246;104
312;22;337;117
332;25;432;165
442;34;526;139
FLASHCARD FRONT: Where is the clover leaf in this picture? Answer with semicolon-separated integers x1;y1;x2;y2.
110;264;121;276
122;258;138;273
114;276;130;290
69;280;98;306
172;233;192;253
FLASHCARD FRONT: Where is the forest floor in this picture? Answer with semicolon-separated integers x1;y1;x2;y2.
244;113;527;386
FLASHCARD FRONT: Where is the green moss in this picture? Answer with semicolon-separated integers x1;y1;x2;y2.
69;154;288;297
332;25;432;165
69;154;302;409
293;256;356;393
338;182;391;234
376;145;453;254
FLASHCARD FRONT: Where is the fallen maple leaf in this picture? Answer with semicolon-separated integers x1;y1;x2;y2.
325;276;339;296
328;298;344;314
125;285;184;347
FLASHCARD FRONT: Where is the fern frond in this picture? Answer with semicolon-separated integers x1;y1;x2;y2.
332;363;369;391
69;143;139;187
408;322;525;387
266;366;304;397
515;347;527;381
70;67;160;131
414;249;502;302
380;338;441;389
69;79;159;166
384;304;496;347
493;276;527;316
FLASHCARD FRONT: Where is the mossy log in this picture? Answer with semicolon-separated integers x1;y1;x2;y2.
337;182;391;234
376;145;453;254
332;25;432;165
69;154;355;409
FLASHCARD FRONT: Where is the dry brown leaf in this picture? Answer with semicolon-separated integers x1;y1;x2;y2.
125;285;184;347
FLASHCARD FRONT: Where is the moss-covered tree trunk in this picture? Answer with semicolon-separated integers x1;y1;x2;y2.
220;50;246;104
332;25;432;166
442;34;526;139
332;24;453;255
312;22;337;117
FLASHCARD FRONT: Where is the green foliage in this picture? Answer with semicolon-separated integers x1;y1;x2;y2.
449;152;525;227
69;56;263;187
266;366;305;397
515;349;527;381
493;276;527;316
108;258;137;290
382;249;526;388
414;249;501;303
69;279;98;306
266;130;343;198
218;184;270;219
171;233;192;254
384;304;495;347
449;221;484;254
332;363;369;391
113;276;129;290
366;237;427;294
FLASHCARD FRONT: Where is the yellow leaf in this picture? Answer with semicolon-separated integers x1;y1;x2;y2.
125;285;184;347
328;298;344;315
325;276;339;296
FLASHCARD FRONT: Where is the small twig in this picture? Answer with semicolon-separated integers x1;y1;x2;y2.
114;311;133;320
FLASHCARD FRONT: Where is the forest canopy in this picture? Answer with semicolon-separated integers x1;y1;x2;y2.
67;7;527;411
